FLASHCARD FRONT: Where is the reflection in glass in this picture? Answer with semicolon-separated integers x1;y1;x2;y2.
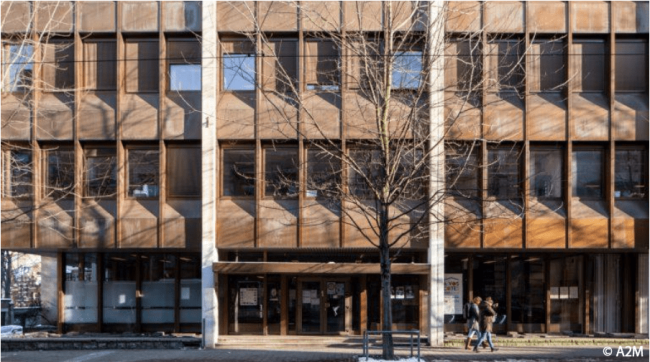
128;149;159;198
530;148;562;198
223;149;255;197
488;147;521;199
572;150;603;198
223;54;255;91
615;149;647;199
170;64;201;91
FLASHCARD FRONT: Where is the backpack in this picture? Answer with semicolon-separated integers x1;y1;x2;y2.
463;302;472;320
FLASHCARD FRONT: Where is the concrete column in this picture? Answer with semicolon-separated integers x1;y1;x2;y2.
201;1;219;348
40;253;58;326
638;254;649;334
427;1;445;347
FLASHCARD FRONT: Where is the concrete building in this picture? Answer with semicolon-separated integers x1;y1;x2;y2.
1;1;648;347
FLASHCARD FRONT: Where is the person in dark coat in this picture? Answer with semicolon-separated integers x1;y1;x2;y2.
473;297;499;352
464;296;482;350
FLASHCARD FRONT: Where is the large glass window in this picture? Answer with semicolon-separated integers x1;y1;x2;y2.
264;148;298;198
305;41;339;91
85;148;117;197
530;148;563;199
487;146;521;199
103;254;137;327
222;148;255;197
510;255;545;327
615;148;647;199
223;53;255;91
349;149;381;198
180;255;201;325
487;39;524;94
615;39;648;92
167;147;200;197
472;255;507;331
141;255;176;325
392;51;422;89
2;149;32;198
125;40;159;93
168;40;201;91
446;39;481;93
83;40;116;91
127;149;159;198
306;148;340;198
44;147;74;199
572;149;603;198
573;39;605;92
530;39;565;92
42;41;74;91
2;43;33;92
64;253;98;324
228;275;263;335
446;143;479;198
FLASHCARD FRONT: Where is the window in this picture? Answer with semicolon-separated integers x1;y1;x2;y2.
305;41;339;91
83;40;116;91
396;149;427;200
530;39;565;92
2;43;33;92
2;148;32;198
64;253;98;324
85;148;117;197
42;41;74;91
127;149;159;198
392;50;422;89
44;146;74;199
306;148;340;198
487;146;521;199
572;39;606;92
348;149;381;198
223;42;255;91
487;39;524;93
572;149;603;198
446;143;479;198
167;146;200;197
168;40;201;91
615;148;647;199
616;39;648;92
262;40;297;92
125;40;159;93
264;148;298;198
222;148;255;197
446;39;481;93
530;148;563;199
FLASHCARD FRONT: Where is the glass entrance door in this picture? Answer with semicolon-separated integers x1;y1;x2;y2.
298;279;349;334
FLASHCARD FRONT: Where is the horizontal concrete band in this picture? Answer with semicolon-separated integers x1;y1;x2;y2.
213;262;430;275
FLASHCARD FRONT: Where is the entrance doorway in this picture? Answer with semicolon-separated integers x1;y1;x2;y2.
296;278;350;335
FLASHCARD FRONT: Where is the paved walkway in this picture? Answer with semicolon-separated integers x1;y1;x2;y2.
2;345;648;362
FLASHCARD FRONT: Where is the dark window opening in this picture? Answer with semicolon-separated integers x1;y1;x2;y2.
222;148;255;197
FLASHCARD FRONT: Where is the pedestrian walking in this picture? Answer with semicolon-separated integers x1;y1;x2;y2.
473;297;499;353
463;296;482;350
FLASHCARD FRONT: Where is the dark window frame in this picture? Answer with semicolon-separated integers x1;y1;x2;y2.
487;144;523;201
529;145;564;200
571;146;605;200
2;146;33;199
263;146;299;199
221;146;256;199
2;42;34;93
166;144;201;199
124;38;159;94
83;147;117;198
42;144;75;200
126;146;160;199
167;38;202;92
614;145;648;200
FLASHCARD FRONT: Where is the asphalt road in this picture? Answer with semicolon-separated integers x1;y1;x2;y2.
2;345;648;362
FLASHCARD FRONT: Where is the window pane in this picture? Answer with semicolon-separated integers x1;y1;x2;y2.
305;41;339;89
167;147;200;197
615;149;647;199
46;148;74;199
64;253;98;324
572;150;603;198
103;254;136;326
6;150;32;198
128;149;159;198
223;149;255;197
125;40;159;92
265;148;298;197
84;41;116;91
170;64;201;91
491;40;524;93
530;148;563;198
532;40;565;92
4;44;33;92
223;54;255;91
142;254;176;324
349;149;381;198
306;149;340;198
446;143;479;198
392;51;422;89
488;147;521;199
85;150;117;197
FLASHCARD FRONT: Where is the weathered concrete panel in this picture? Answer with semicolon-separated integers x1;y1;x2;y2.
483;201;523;248
163;200;201;249
485;93;524;141
258;200;298;248
258;93;298;139
1;1;31;33
444;199;481;248
120;94;159;140
122;2;158;32
613;200;649;249
163;93;201;140
217;1;255;32
35;2;74;33
570;199;608;248
527;200;566;249
302;200;340;248
571;93;609;141
614;93;649;141
37;200;74;249
343;1;383;31
79;200;116;249
344;92;379;139
446;2;481;33
390;1;426;31
163;2;201;32
217;200;255;248
1;94;31;141
0;200;32;249
444;92;481;140
527;94;566;141
36;93;73;140
484;1;524;33
571;2;609;33
79;2;116;33
303;92;341;139
301;1;340;31
121;199;158;249
217;92;255;139
528;2;567;33
258;2;298;32
614;1;649;33
78;93;116;140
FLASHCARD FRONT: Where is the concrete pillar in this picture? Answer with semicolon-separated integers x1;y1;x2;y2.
638;254;649;334
201;0;219;348
427;1;445;347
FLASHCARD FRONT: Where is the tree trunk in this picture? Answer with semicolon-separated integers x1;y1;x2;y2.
2;251;11;299
379;206;395;360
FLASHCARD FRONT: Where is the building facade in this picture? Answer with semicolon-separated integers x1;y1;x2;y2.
1;1;648;347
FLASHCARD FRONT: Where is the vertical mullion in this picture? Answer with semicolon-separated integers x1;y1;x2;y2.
254;2;261;249
135;254;142;332
73;2;82;250
115;2;124;249
298;6;304;248
31;3;40;249
158;1;166;250
174;253;181;332
607;3;616;250
339;4;347;249
566;2;574;250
